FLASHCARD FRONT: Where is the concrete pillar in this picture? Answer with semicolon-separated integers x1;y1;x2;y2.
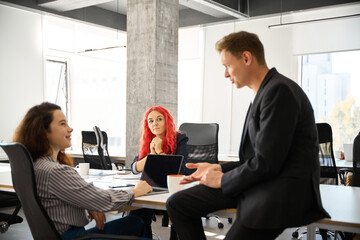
126;0;179;167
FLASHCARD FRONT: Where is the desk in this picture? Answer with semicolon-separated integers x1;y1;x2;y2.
218;155;354;169
218;154;238;163
65;150;126;166
2;164;359;238
0;163;13;192
307;185;360;240
335;160;353;169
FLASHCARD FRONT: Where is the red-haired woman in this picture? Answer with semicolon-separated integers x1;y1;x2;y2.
131;106;188;174
13;102;152;240
130;106;188;238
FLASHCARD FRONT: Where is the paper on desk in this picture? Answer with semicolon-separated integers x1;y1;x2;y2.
113;174;141;180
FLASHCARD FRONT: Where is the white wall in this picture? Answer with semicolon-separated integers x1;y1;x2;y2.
178;27;204;126
202;3;360;154
0;5;44;145
202;23;236;154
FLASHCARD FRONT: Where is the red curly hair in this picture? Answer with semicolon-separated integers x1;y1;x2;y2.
138;106;177;160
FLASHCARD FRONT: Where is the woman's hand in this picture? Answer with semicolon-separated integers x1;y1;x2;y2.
151;137;163;154
135;157;147;172
88;210;106;230
150;141;156;154
131;180;152;197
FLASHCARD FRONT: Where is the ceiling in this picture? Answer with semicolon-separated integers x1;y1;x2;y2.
1;0;359;31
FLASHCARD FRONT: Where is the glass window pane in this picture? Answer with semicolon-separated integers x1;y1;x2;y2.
70;55;126;156
45;59;68;117
301;50;360;151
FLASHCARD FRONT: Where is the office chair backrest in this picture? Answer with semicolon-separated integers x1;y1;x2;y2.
316;123;338;185
353;132;360;187
0;143;61;240
81;130;112;170
179;123;219;165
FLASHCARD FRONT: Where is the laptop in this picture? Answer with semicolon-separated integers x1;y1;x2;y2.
140;154;184;195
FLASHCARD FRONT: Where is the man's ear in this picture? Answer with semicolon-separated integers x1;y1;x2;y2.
243;51;252;65
242;51;253;64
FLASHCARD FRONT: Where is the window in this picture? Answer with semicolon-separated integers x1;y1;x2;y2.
301;50;360;150
44;16;127;156
45;59;69;117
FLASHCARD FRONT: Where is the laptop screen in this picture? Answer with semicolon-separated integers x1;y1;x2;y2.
140;154;184;188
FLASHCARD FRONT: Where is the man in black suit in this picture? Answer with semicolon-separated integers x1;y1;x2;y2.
166;31;330;239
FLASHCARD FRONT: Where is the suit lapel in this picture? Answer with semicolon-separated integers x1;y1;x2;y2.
239;102;253;161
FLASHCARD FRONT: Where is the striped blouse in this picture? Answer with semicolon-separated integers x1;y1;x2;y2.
33;156;134;234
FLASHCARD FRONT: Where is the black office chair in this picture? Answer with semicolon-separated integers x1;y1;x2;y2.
0;192;23;234
317;123;338;185
293;123;342;239
178;123;231;229
179;123;219;174
0;142;140;240
81;126;112;170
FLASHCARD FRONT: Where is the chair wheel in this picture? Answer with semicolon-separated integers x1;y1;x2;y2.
0;221;9;233
218;222;224;229
292;231;299;238
228;218;232;223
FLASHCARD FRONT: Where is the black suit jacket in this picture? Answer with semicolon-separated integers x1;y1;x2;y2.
221;68;330;229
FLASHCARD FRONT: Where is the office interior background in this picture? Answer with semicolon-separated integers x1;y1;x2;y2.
0;0;359;164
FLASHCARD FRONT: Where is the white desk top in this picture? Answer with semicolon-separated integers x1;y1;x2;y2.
218;154;239;163
335;160;353;169
1;163;359;229
0;163;13;192
319;184;360;226
218;155;354;170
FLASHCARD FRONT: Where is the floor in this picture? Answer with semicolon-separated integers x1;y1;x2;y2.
0;206;322;240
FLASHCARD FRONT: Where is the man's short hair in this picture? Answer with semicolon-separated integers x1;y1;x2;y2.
215;31;266;65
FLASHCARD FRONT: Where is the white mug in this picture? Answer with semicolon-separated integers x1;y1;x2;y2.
343;144;353;162
334;150;342;159
76;162;90;176
167;175;185;194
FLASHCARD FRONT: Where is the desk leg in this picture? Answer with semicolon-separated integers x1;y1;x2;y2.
307;224;316;240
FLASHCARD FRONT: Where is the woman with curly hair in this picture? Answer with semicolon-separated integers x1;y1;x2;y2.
130;106;188;238
13;102;152;240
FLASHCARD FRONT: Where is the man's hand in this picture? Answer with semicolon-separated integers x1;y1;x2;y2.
88;211;106;230
180;163;222;184
200;168;223;188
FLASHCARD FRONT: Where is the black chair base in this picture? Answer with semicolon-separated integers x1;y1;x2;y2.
0;212;23;233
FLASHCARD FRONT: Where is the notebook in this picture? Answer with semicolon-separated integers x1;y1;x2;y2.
140;154;184;195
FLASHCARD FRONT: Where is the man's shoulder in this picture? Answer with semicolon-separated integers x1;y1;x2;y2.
262;70;302;96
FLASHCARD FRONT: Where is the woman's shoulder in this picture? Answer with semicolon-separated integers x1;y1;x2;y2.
176;131;188;139
34;156;57;167
176;132;188;141
34;156;72;172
